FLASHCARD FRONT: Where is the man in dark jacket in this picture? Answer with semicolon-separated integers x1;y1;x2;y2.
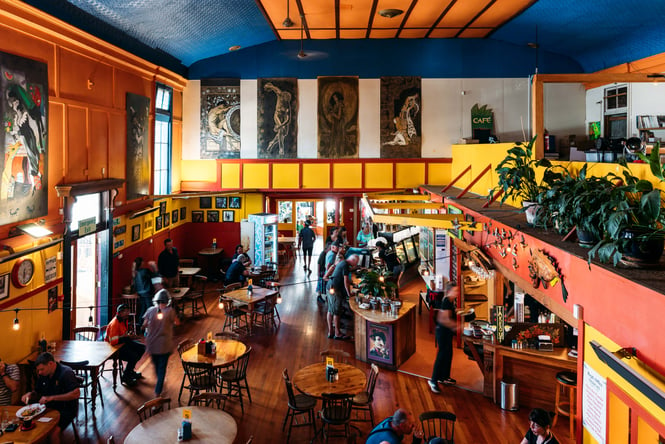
298;219;316;274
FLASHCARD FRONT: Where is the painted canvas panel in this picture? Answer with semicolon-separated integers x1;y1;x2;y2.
126;93;150;199
257;78;298;158
200;79;240;159
317;77;358;158
366;321;394;366
0;51;48;225
380;76;421;158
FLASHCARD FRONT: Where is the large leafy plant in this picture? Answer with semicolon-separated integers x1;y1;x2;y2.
357;268;397;301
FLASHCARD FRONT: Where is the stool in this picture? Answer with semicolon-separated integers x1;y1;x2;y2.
553;370;577;439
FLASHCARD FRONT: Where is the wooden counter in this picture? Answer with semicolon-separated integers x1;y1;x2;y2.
350;298;416;371
463;336;577;410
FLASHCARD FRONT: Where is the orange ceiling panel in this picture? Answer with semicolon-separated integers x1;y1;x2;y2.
399;28;429;39
309;29;337;39
339;0;373;29
277;29;303;40
472;0;533;28
458;28;492;38
406;0;454;28
428;28;460;38
372;0;413;29
340;29;369;39
370;29;399;39
302;0;336;30
437;0;490;28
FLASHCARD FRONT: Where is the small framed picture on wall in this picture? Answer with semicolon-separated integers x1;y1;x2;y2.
163;213;170;227
131;224;141;242
223;210;235;222
0;273;9;301
215;197;227;209
229;197;241;209
155;215;163;230
207;210;219;222
48;286;58;313
159;200;167;215
192;211;204;223
172;209;179;224
200;197;212;209
180;207;186;221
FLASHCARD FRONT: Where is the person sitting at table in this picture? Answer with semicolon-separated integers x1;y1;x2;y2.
22;352;80;444
225;253;250;285
356;223;374;248
106;304;146;386
143;289;179;398
519;408;559;444
232;244;244;260
0;357;20;405
366;408;421;444
133;257;155;321
327;254;359;340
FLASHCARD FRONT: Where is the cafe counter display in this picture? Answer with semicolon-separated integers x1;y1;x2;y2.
349;298;416;371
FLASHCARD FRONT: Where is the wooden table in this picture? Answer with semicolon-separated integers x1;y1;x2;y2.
1;406;60;444
169;287;190;315
222;286;277;334
278;237;297;262
292;363;366;398
21;341;122;416
180;339;247;368
197;248;224;281
124;406;237;444
179;267;202;286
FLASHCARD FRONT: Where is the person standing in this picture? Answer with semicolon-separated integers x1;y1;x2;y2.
142;289;178;397
327;254;358;340
428;282;459;393
133;257;154;320
316;241;331;303
157;238;179;288
106;304;146;386
0;357;20;406
356;223;374;248
298;219;316;274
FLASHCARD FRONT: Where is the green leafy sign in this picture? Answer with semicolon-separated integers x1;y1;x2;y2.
471;103;493;130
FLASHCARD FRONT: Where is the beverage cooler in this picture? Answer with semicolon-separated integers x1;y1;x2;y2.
244;213;278;266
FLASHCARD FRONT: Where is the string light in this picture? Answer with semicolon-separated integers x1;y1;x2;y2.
276;294;282;304
218;297;224;310
330;287;335;295
157;308;163;320
88;306;94;325
12;309;19;331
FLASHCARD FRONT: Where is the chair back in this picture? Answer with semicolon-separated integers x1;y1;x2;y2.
366;364;380;402
137;397;171;422
222;282;242;294
419;410;456;442
220;297;236;314
177;339;195;356
234;347;252;379
320;393;354;423
282;368;297;405
98;325;108;341
121;294;139;312
191;274;208;292
190;392;228;409
320;349;351;364
179;258;195;267
215;331;240;340
60;360;91;386
73;326;100;341
180;360;216;390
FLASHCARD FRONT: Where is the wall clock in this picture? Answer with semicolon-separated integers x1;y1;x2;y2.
12;258;35;288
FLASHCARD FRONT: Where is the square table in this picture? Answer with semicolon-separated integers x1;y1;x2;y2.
221;286;277;335
179;267;202;286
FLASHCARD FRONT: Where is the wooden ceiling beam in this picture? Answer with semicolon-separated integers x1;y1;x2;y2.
294;0;310;39
395;0;419;38
454;0;496;38
255;1;281;39
425;0;458;38
484;0;536;38
366;0;379;39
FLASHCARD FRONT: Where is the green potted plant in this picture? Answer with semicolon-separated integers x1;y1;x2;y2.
490;135;562;225
357;268;397;307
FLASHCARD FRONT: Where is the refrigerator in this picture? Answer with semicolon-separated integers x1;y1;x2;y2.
246;213;278;266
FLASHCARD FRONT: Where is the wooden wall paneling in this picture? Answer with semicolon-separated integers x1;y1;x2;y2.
108;112;127;202
65;105;88;182
88;109;109;180
48;102;66;219
171;120;183;193
172;89;183;120
114;68;153;110
58;47;113;107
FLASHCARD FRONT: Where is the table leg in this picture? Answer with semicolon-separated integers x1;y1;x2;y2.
90;366;99;415
247;302;254;335
112;358;118;391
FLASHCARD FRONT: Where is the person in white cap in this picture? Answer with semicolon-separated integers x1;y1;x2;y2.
142;289;178;397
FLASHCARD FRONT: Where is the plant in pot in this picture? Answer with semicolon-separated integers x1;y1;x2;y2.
490;135;563;225
357;268;397;310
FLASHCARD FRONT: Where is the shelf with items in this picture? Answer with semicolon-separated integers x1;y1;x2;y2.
461;270;495;321
636;115;665;130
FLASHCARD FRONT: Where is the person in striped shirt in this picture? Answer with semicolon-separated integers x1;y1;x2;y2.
0;358;20;405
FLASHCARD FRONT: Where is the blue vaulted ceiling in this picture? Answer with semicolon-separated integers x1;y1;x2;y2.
20;0;665;78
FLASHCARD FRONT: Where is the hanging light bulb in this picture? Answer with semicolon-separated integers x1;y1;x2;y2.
157;308;163;320
218;297;224;310
12;309;19;331
276;294;282;304
88;306;94;325
379;275;385;283
330;287;335;295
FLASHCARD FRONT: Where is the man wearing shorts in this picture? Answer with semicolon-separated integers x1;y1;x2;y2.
327;254;358;340
298;219;316;274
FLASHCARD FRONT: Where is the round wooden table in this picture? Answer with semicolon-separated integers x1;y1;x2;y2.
124;406;237;444
2;406;59;443
180;339;247;368
292;363;367;398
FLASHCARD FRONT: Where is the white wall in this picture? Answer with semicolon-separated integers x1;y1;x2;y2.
181;78;531;160
544;83;586;142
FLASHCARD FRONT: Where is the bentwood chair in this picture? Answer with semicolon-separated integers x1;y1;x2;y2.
419;410;456;444
180;360;218;405
137;397;171;422
176;339;196;403
319;393;354;443
61;359;101;422
251;294;278;331
219;347;252;413
72;326;100;341
282;368;317;443
121;293;140;333
186;274;209;317
351;363;380;426
220;297;249;334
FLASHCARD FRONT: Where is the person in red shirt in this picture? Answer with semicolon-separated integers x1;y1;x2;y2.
106;304;146;386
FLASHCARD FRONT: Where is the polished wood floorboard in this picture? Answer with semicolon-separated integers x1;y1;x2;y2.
65;258;574;443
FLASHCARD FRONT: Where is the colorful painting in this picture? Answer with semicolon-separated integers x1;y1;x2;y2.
163;212;170;227
317;76;358;158
159;200;167;215
257;78;298;158
47;286;57;313
0;51;48;225
215;196;227;209
155;215;162;231
131;224;141;242
366;321;394;366
126;93;150;199
380;77;421;158
200;79;240;159
172;209;178;224
229;196;241;209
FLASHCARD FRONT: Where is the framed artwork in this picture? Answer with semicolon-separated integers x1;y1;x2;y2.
131;224;141;242
222;210;234;222
366;321;394;366
126;92;150;200
192;211;204;223
172;209;179;223
144;219;153;230
155;215;162;230
380;76;422;158
0;273;8;301
163;213;170;227
200;197;212;209
200;79;240;159
207;210;219;222
180;207;186;221
215;196;227;209
229;196;241;209
113;225;126;235
159;200;167;215
257;78;298;158
47;286;57;313
317;76;359;159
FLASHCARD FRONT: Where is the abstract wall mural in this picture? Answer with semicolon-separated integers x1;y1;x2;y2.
200;79;240;159
380;76;421;158
257;78;298;158
318;76;358;159
126;92;150;200
0;51;48;225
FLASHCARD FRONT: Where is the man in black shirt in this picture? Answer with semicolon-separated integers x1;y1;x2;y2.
157;238;179;288
327;254;359;340
298;220;316;274
428;283;459;394
22;352;80;444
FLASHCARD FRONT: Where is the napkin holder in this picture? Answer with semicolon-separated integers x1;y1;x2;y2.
326;366;339;382
197;341;217;357
538;334;554;352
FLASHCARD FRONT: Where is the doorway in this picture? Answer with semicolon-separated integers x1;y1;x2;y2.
277;198;342;239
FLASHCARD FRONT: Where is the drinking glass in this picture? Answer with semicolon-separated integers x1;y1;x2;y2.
1;409;9;431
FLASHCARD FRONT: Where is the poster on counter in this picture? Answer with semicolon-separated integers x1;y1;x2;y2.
44;256;57;283
582;362;607;444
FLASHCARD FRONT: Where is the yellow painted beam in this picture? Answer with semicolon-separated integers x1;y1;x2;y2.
371;202;446;210
366;193;431;201
372;213;483;231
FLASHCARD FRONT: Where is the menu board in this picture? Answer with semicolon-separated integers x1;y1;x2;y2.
582;362;607;444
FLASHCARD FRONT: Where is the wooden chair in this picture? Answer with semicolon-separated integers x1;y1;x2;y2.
176;339;196;402
319;349;351;365
264;281;282;326
215;331;241;340
282;368;317;443
419;411;456;444
179;258;195;267
319;393;354;443
186;274;209;317
219;347;252;413
220;297;249;334
190;392;228;410
72;326;100;341
121;293;140;333
251;295;278;331
351;363;380;426
137;397;171;422
60;359;101;422
180;360;218;405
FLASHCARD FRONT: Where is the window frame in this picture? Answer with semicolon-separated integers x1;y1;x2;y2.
154;83;173;195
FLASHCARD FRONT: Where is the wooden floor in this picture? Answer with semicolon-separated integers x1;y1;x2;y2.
65;258;574;443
